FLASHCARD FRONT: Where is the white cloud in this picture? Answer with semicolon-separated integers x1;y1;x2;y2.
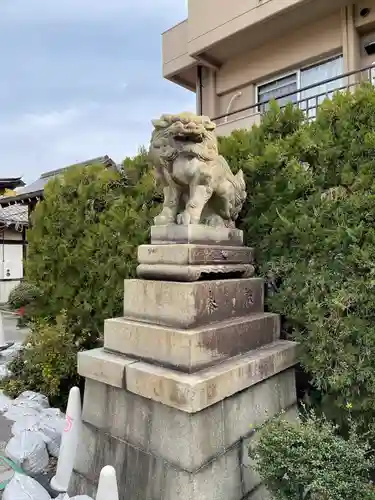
0;0;187;26
0;0;193;182
0;93;195;182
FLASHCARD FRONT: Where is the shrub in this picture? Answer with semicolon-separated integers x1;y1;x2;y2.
249;409;375;500
7;281;42;326
25;150;159;346
8;282;41;310
220;85;375;436
1;311;82;408
4;150;160;405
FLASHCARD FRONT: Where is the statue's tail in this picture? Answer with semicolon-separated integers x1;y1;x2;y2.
233;170;246;199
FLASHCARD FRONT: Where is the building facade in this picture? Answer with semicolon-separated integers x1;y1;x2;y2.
163;1;375;134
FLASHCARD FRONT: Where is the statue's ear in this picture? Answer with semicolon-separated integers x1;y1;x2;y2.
204;119;216;131
152;118;169;129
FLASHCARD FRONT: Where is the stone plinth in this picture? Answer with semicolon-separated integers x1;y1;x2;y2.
71;224;298;500
137;243;255;281
104;312;280;372
150;224;243;246
123;278;264;329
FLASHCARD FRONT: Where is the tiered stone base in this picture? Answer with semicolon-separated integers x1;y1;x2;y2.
70;226;298;500
70;369;297;500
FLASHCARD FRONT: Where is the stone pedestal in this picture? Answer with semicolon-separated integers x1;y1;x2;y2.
70;225;298;500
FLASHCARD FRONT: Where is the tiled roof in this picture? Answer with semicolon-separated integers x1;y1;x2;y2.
0;155;117;206
0;178;25;190
0;204;28;227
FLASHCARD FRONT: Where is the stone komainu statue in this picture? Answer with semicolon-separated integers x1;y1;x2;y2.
149;112;246;228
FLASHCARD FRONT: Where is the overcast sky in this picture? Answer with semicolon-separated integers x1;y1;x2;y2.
0;0;194;183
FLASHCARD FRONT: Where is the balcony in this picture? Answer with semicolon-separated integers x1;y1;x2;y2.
213;64;375;136
187;0;348;63
162;20;196;89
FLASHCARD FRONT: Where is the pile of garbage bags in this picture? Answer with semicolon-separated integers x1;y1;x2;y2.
0;390;92;499
3;473;93;500
1;391;65;474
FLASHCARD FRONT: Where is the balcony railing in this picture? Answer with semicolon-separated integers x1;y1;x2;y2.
212;64;375;129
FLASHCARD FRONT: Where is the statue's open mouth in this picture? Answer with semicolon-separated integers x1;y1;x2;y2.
174;133;203;143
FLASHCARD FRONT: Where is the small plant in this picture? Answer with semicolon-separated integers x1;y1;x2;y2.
7;282;41;310
1;311;84;408
249;408;375;500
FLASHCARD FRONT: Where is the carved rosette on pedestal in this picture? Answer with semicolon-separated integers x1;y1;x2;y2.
72;113;298;500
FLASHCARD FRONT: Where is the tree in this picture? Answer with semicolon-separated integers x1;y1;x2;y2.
220;85;375;438
25;149;159;342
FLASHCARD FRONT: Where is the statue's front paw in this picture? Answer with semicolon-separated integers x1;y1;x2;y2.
176;211;192;225
154;213;175;225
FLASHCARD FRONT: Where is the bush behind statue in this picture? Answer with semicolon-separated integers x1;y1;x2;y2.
25;151;159;341
219;84;375;437
2;151;160;404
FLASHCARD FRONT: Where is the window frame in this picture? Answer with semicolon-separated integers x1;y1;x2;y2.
255;54;344;113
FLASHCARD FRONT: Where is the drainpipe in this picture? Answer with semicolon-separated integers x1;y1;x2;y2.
196;65;203;115
224;91;242;123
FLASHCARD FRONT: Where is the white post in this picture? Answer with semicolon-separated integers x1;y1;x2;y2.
96;466;119;500
0;311;11;350
0;312;5;347
50;386;82;493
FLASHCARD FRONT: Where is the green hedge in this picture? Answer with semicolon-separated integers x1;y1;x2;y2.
250;409;375;500
219;84;375;436
24;150;159;344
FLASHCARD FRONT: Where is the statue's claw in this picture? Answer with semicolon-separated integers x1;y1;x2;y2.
177;211;192;225
154;212;175;225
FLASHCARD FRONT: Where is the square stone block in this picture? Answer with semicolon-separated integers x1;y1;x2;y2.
73;422;243;500
80;341;297;413
104;313;280;372
223;368;297;446
123;278;264;329
150;224;243;246
126;340;297;412
78;348;135;388
81;369;296;472
81;379;225;472
138;244;254;266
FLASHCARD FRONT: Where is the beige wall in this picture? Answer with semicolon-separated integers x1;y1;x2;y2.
214;11;342;119
162;20;196;79
187;0;307;55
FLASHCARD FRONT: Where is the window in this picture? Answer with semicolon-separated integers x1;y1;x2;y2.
257;73;297;113
299;56;344;119
256;55;344;117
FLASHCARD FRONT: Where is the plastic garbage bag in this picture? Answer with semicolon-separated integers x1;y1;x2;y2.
38;408;65;456
38;414;65;458
0;365;11;380
5;430;49;475
11;415;40;435
4;405;40;422
14;391;49;409
0;391;12;412
41;407;64;420
3;472;51;500
1;342;23;362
